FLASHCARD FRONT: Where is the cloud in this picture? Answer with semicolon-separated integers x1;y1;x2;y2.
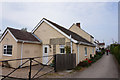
1;2;118;45
0;2;2;30
0;0;119;2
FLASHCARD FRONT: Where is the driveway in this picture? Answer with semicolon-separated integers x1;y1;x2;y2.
2;64;54;79
65;54;119;78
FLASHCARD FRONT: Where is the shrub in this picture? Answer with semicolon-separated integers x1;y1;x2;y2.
110;44;120;64
114;45;120;64
65;46;71;54
94;54;97;58
101;48;105;54
90;58;96;63
90;52;103;63
90;54;94;59
78;58;92;67
77;51;103;68
74;66;82;70
77;61;88;67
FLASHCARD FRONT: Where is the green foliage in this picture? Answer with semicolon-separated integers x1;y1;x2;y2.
74;66;81;70
94;55;102;61
90;54;93;59
65;46;71;54
90;58;96;63
90;53;102;63
101;48;105;54
110;44;120;64
77;61;89;67
77;50;103;68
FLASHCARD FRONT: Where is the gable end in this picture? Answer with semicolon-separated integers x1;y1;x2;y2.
32;18;78;43
0;29;18;42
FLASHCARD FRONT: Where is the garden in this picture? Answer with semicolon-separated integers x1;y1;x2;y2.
74;49;105;70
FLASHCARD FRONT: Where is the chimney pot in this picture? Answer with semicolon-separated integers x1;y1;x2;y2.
76;23;80;28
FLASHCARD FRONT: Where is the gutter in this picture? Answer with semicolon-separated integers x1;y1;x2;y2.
79;41;96;47
17;40;41;44
77;44;79;64
70;35;72;53
21;41;24;65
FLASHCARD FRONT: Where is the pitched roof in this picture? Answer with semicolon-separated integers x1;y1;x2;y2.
98;43;105;45
43;18;95;46
1;27;41;43
69;24;94;38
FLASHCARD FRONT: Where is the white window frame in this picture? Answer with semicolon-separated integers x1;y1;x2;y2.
3;45;12;56
60;45;65;54
85;47;87;56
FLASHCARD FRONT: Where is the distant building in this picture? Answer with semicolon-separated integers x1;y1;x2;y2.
94;40;105;50
97;43;105;49
0;34;1;37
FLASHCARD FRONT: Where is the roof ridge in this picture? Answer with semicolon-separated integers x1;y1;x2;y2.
7;27;32;33
44;18;66;29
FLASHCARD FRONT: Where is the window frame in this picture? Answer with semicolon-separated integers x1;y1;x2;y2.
59;45;65;54
3;45;12;56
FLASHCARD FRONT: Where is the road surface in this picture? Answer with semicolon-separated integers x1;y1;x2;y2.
66;54;119;78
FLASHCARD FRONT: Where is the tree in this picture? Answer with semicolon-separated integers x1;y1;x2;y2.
21;28;27;32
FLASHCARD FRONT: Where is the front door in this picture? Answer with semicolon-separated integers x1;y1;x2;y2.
43;45;49;65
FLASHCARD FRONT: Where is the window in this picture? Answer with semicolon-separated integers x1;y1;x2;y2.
92;48;94;54
3;45;12;56
44;47;47;53
85;47;87;56
60;45;65;53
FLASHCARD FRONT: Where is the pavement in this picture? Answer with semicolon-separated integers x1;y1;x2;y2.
65;53;119;78
2;64;54;79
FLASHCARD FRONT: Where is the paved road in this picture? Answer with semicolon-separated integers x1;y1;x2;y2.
66;54;119;78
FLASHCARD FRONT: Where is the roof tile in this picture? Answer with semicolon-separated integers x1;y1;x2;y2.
7;27;40;42
44;18;95;46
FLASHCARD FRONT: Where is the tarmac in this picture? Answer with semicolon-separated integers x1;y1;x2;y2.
65;53;119;78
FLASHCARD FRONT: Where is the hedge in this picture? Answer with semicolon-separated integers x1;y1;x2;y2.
110;44;120;64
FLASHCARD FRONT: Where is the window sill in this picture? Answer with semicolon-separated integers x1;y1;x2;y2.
3;54;12;56
85;55;87;57
59;53;65;54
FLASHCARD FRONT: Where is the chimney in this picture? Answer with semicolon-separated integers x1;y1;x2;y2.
76;23;80;28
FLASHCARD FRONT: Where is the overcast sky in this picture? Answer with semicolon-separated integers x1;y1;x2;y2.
0;1;118;46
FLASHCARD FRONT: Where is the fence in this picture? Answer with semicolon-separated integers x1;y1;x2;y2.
54;54;76;72
0;55;54;80
0;54;76;80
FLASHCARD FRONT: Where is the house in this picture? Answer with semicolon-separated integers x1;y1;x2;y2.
97;43;105;49
0;27;42;67
0;18;95;68
69;23;94;43
94;40;105;50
